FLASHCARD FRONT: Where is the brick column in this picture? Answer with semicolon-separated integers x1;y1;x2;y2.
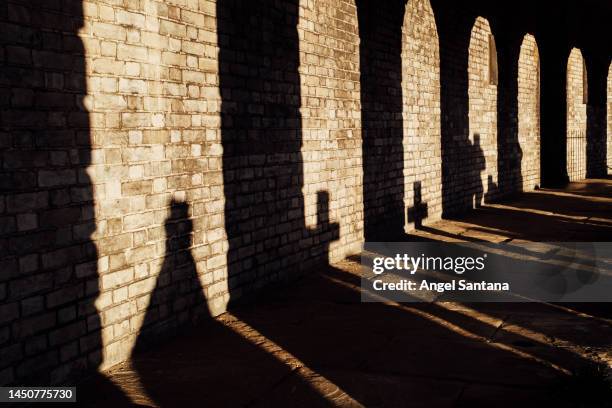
494;24;523;194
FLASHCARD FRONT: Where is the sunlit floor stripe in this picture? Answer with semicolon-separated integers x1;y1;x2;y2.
535;189;612;203
217;312;362;407
103;314;360;407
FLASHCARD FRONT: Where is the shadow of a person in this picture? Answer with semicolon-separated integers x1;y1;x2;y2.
471;133;486;208
132;200;210;355
127;199;329;407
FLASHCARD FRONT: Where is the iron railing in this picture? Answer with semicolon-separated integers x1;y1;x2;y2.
567;129;586;181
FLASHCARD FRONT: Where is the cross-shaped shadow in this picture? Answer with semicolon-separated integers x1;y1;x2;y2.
407;181;429;229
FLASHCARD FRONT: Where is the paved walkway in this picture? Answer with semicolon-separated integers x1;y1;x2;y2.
80;179;612;407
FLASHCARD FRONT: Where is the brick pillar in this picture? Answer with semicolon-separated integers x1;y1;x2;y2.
494;25;523;194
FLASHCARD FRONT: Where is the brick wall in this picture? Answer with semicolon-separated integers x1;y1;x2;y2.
401;0;442;229
1;0;607;386
1;0;229;384
566;47;587;181
517;34;540;190
358;0;406;238
468;16;498;206
298;0;363;261
0;0;368;385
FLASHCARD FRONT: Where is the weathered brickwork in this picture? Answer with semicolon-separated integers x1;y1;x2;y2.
0;0;370;385
1;2;93;385
566;47;587;181
517;34;540;190
85;0;230;371
0;0;229;384
298;0;364;260
468;17;498;206
401;0;442;229
358;0;406;238
1;0;609;386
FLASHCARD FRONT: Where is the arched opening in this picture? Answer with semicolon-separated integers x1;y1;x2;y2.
468;17;498;207
566;47;588;181
517;34;541;190
401;0;441;230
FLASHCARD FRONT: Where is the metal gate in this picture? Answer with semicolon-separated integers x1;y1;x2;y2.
567;130;586;181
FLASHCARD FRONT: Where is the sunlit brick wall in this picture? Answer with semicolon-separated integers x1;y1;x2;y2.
401;0;442;230
3;0;599;386
298;0;363;261
84;0;229;371
467;16;498;206
0;0;364;385
0;0;229;384
566;47;587;181
517;34;540;190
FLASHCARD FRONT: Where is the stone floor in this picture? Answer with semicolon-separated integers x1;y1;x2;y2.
78;179;612;407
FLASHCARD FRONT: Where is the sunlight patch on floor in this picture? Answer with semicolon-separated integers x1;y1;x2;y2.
217;313;362;407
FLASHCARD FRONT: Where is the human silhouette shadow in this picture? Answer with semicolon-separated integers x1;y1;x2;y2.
132;201;209;355
128;200;209;406
126;200;335;407
471;134;487;208
435;4;485;217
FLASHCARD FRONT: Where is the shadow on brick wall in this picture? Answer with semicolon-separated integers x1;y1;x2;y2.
494;25;524;195
127;195;338;406
356;0;407;240
355;0;495;233
131;200;209;352
0;1;122;394
217;0;338;302
122;1;342;404
432;3;489;217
